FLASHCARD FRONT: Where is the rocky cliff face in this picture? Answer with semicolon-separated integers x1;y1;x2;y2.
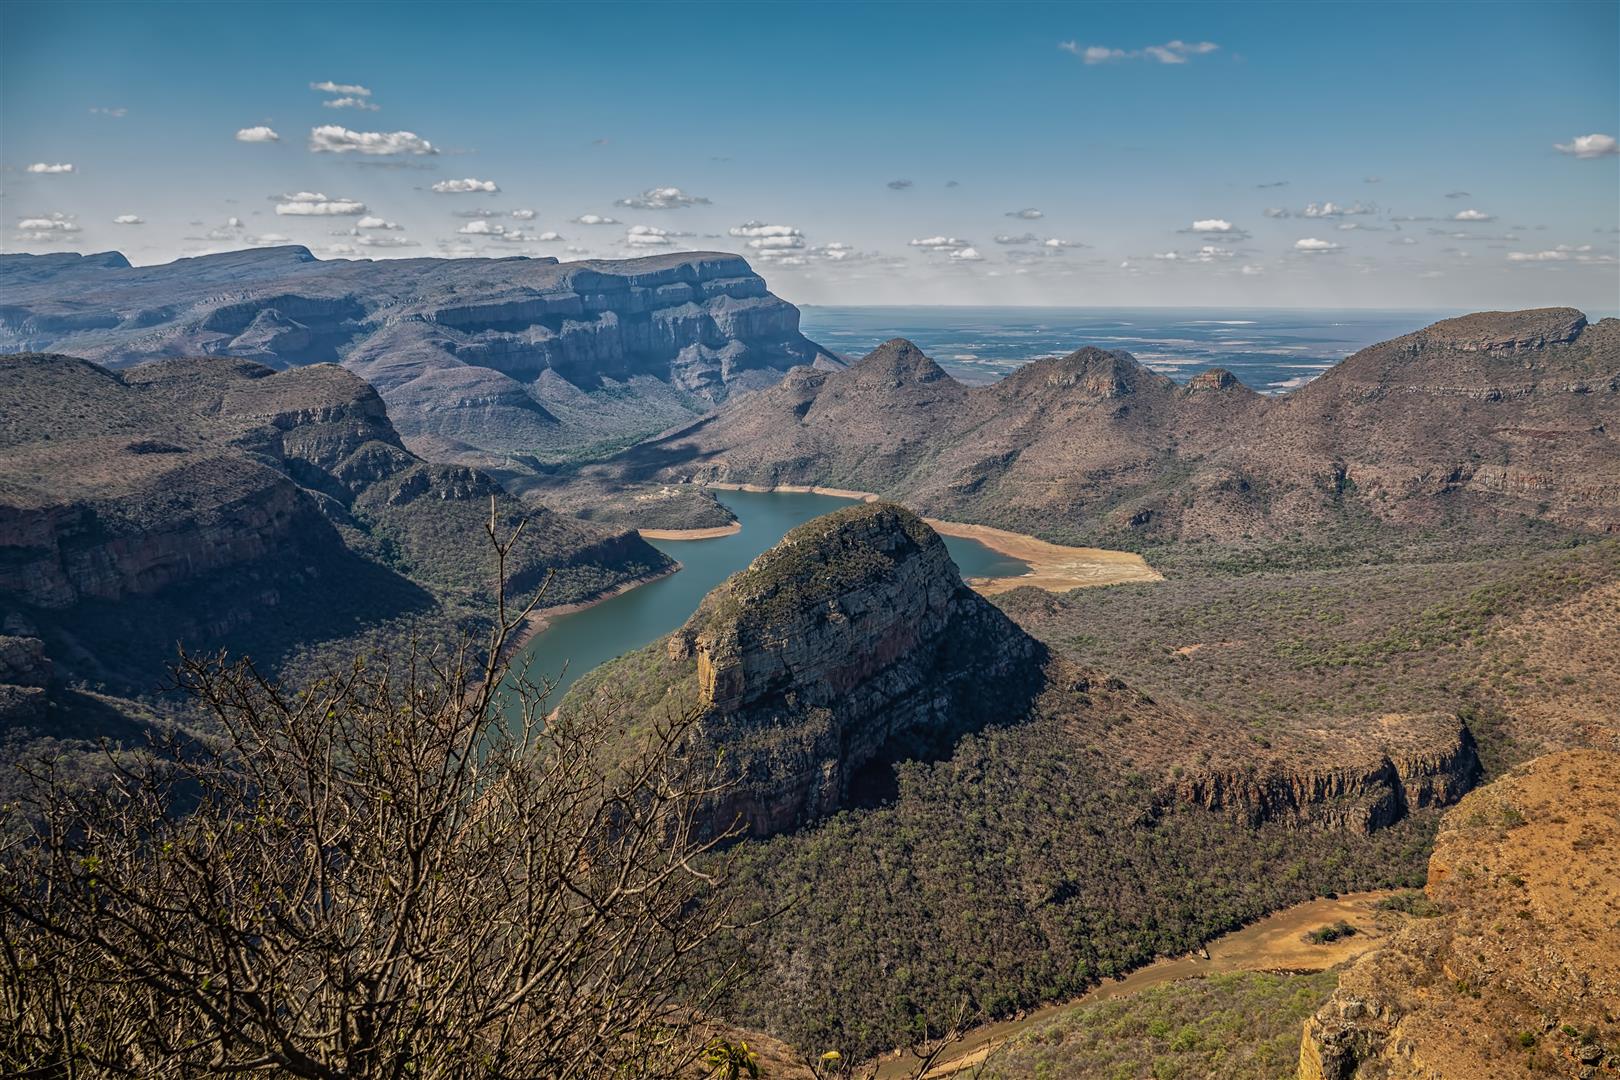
1168;715;1480;832
0;352;672;694
571;502;1048;838
0;249;838;459
598;309;1619;544
1298;749;1620;1079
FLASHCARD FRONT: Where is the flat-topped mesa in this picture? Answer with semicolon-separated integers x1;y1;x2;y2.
0;249;838;456
650;502;1047;836
1415;307;1587;353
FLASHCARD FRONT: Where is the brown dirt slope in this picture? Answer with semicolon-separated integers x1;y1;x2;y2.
1299;748;1620;1079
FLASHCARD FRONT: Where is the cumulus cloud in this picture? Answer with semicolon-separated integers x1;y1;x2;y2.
1005;208;1043;219
1453;209;1493;221
89;106;127;117
1263;207;1290;218
310;125;435;155
311;80;371;97
275;191;367;216
909;235;971;250
1294;237;1341;252
728;222;806;251
1302;201;1374;218
887;179;914;190
112;214;144;225
572;213;619;225
616;186;710;210
1043;238;1077;248
1061;39;1219;64
235;126;280;143
26;162;75;174
1554;133;1618;158
994;232;1040;245
949;246;984;261
323;97;380;111
431;177;498;193
454;208;500;218
536;231;564;241
356;215;400;229
458;220;503;235
1190;218;1234;232
244;233;292;247
511;209;536;220
15;213;80;239
624;224;675;247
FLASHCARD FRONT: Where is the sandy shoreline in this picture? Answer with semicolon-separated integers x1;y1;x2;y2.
638;522;742;541
698;482;1160;594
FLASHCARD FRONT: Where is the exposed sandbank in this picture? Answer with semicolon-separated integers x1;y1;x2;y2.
698;482;1160;594
637;522;743;541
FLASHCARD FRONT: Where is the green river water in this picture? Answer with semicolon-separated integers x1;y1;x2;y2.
511;489;1029;702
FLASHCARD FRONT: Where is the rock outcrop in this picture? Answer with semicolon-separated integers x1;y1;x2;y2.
1298;749;1620;1079
596;309;1620;543
0;352;672;694
0;249;837;459
1169;714;1481;832
570;502;1047;837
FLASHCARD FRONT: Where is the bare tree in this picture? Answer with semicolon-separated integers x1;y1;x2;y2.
0;504;746;1079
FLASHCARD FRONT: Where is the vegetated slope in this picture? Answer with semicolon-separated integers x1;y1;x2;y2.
600;309;1620;548
0;248;839;461
1299;748;1620;1079
0;352;670;778
563;503;1483;1061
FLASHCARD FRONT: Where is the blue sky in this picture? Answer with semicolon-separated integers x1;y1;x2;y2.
3;0;1616;307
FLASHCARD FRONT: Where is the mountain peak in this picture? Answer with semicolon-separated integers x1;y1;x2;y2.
1001;345;1169;400
848;338;951;387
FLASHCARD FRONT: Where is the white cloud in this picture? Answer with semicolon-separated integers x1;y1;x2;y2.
323;97;380;111
1506;249;1569;262
949;247;984;261
1294;237;1341;252
458;220;502;235
1453;209;1493;221
89;106;127;117
112;214;144;225
26;162;76;174
356;215;400;229
1240;264;1264;276
729;222;805;250
616;186;710;210
235;126;280;143
356;235;417;248
536;231;564;241
909;235;971;249
1505;244;1614;263
1005;208;1043;219
16;213;79;234
276;191;367;216
245;233;292;246
1554;133;1618;158
1302;201;1374;218
1263;207;1290;218
310;125;435;155
1043;238;1076;248
1191;218;1233;232
994;232;1040;245
310;80;371;97
1152;251;1181;260
625;224;675;247
573;213;619;225
511;209;537;220
431;177;499;193
1062;39;1218;64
